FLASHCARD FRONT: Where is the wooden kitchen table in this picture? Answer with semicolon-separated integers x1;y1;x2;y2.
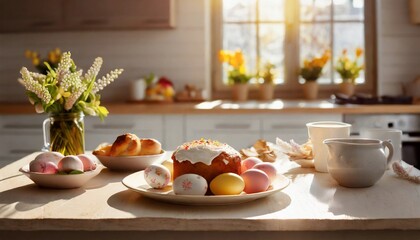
1;152;420;240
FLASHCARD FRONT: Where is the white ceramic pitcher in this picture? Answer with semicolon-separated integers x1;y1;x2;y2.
323;138;393;188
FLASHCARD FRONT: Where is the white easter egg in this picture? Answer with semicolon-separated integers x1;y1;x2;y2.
173;174;208;196
57;155;84;173
144;164;171;189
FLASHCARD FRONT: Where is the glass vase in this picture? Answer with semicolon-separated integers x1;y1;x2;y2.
43;112;85;156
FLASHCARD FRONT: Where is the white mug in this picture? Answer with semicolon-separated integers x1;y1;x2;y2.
306;121;352;172
130;78;146;101
360;128;402;168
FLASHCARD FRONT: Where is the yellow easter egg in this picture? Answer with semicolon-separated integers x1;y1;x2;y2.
210;173;245;195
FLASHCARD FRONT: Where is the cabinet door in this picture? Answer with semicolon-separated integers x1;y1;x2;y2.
0;0;63;32
185;115;261;150
64;0;174;30
84;115;163;150
261;114;343;144
0;115;45;162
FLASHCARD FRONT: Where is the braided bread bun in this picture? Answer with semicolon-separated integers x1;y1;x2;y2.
139;138;162;155
92;143;112;156
109;133;141;156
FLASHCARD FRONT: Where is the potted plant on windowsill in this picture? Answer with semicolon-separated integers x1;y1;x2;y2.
219;49;252;101
258;62;276;101
300;50;330;100
335;48;364;96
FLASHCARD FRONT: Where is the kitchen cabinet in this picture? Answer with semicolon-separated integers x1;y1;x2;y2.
0;0;64;32
0;115;45;165
0;0;175;33
64;0;175;30
185;115;261;150
261;114;343;144
85;115;163;151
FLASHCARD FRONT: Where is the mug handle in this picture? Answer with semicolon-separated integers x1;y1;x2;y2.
382;140;394;166
42;118;50;152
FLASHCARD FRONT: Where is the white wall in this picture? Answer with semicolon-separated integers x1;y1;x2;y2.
0;0;419;102
377;0;420;95
0;0;209;103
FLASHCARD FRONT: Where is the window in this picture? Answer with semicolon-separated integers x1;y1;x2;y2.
212;0;376;99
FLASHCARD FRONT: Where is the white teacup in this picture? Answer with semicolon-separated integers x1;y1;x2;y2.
360;128;402;168
324;138;393;188
306;121;351;172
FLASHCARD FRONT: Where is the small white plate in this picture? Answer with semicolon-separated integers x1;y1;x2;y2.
19;164;101;189
95;151;166;171
122;171;290;205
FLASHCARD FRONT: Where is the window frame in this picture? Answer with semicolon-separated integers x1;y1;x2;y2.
211;0;377;100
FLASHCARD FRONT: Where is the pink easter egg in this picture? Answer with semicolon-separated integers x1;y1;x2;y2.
77;154;97;171
252;162;277;183
241;169;270;194
241;157;263;173
29;152;62;173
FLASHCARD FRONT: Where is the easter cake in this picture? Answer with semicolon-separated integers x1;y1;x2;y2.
171;139;241;185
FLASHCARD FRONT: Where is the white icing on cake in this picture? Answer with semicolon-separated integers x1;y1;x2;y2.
174;139;240;166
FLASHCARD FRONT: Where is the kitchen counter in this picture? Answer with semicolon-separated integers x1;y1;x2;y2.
1;153;420;240
1;100;419;115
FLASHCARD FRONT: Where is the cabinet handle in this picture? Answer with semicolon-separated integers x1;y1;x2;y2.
270;124;303;129
92;124;134;130
81;19;108;26
142;18;168;24
31;21;54;27
215;123;251;130
3;124;41;130
10;149;37;154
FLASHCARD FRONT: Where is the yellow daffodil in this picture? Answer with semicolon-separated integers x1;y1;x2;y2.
218;49;251;84
300;49;331;82
335;47;364;83
24;48;62;74
356;47;363;58
24;50;33;59
32;57;40;66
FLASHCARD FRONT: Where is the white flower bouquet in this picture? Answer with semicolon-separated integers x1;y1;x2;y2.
18;51;123;120
18;51;123;155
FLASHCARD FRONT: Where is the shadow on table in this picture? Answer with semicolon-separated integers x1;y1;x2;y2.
107;189;291;218
83;168;132;190
0;184;85;215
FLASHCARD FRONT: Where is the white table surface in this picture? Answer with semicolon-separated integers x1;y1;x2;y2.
1;152;420;240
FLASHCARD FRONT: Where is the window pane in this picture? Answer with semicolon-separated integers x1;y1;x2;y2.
259;0;285;21
300;23;332;84
333;23;365;83
223;0;257;22
300;0;332;22
333;0;364;21
222;23;257;84
260;24;285;83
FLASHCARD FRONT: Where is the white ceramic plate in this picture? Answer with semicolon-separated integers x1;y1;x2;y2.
122;171;290;205
95;151;166;171
19;164;101;189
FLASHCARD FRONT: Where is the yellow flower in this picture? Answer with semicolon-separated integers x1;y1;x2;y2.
300;49;330;81
355;47;363;58
218;50;228;62
32;57;40;66
24;50;32;59
219;49;251;84
335;48;364;81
